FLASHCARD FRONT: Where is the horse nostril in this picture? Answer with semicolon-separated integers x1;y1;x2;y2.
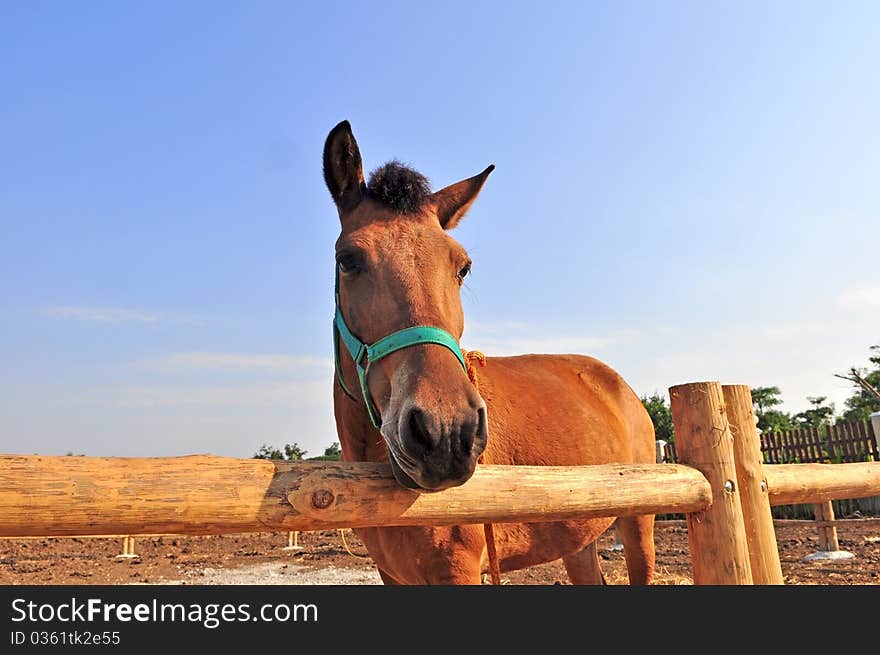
405;407;439;453
459;427;475;454
459;406;486;455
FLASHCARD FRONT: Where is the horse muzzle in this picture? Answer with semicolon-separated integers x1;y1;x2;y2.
385;400;488;492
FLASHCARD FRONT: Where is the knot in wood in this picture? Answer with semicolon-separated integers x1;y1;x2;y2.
311;489;335;510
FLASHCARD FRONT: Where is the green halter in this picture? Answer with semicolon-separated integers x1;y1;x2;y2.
333;271;468;428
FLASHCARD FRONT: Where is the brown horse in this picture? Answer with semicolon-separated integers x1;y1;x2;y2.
324;120;656;585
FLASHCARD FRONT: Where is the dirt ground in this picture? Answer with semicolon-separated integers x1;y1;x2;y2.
2;519;878;586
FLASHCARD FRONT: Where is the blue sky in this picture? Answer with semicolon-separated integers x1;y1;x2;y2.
1;2;878;458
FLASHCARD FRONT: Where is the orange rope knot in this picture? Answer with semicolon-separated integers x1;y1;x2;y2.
461;349;487;393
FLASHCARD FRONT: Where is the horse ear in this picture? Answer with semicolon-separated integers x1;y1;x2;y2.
432;164;495;230
323;120;366;214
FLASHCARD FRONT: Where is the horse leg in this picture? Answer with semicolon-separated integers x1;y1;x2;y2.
562;541;606;585
616;514;655;585
377;567;399;585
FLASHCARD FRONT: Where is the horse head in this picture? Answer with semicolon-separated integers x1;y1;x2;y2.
324;120;492;492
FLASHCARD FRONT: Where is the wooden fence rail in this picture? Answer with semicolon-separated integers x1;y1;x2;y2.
0;457;713;538
0;456;877;539
1;381;879;585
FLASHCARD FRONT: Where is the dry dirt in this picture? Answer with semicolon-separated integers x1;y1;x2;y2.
2;520;878;586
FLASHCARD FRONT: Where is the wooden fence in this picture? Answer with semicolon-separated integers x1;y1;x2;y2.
762;421;879;464
660;419;879;465
1;381;879;584
659;419;880;516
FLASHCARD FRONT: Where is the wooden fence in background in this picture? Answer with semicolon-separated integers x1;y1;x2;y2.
762;421;879;464
659;419;880;516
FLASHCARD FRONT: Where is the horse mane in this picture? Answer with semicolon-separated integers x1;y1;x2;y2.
366;160;431;214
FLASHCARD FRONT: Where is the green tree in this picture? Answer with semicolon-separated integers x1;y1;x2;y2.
253;444;283;460
253;442;308;461
758;409;794;433
641;392;674;441
750;386;793;433
751;386;783;415
840;344;880;422
793;396;835;428
284;443;307;461
306;442;343;461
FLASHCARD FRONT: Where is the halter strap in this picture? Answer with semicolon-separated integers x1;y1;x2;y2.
334;271;499;584
333;271;467;428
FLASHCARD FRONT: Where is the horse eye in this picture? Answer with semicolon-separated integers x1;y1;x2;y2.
337;253;363;274
457;263;471;280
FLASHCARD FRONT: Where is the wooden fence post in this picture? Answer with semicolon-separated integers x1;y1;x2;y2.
803;501;854;561
116;535;138;559
723;385;784;584
283;530;303;551
670;381;753;584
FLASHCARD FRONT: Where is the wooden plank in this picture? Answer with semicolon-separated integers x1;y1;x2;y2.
853;422;864;460
856;420;876;461
769;431;779;463
852;421;866;461
762;432;777;464
831;424;841;461
826;424;840;463
839;423;853;462
852;422;864;461
0;455;713;538
838;423;852;462
804;427;814;462
815;427;825;462
723;385;784;584
803;428;814;462
809;427;824;462
845;422;860;462
670;382;753;585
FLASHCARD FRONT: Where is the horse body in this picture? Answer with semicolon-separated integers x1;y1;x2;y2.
335;355;656;585
323;121;655;584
